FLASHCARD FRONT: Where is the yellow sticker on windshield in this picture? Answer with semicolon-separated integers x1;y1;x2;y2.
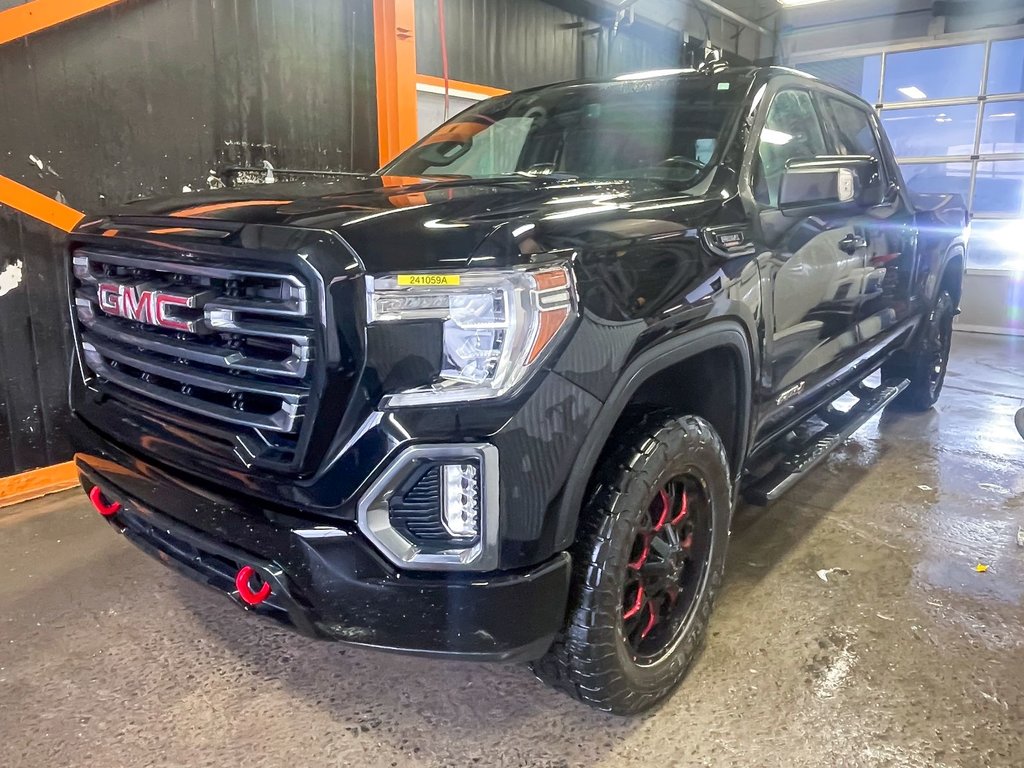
397;274;462;287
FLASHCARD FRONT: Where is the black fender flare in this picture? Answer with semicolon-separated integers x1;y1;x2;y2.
933;240;967;305
550;320;755;552
910;241;967;349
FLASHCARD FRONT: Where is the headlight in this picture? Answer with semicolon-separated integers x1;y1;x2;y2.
366;266;575;406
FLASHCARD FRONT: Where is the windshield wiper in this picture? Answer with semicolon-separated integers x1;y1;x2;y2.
613;175;702;189
513;171;582;182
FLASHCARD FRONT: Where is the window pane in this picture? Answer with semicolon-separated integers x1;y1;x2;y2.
797;56;881;103
882;44;985;102
968;219;1024;270
754;90;828;206
987;39;1024;95
979;101;1024;155
825;99;883;157
973;161;1024;216
900;162;972;202
880;104;978;158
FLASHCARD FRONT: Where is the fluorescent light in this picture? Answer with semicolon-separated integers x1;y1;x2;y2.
898;86;928;100
760;128;793;145
990;112;1017;118
614;68;695;81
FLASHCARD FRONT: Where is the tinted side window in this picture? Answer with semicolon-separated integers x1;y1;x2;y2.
754;90;828;206
825;98;882;153
825;97;888;187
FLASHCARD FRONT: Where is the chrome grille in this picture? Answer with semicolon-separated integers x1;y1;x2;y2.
72;248;319;466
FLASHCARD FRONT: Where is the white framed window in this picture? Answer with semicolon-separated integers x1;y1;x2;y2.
796;35;1024;271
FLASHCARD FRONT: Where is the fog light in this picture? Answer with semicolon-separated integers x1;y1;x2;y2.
358;443;498;570
441;463;480;538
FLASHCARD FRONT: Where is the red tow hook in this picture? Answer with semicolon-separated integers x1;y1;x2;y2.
235;566;272;606
89;486;121;517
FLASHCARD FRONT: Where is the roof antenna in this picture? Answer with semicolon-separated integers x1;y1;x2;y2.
698;46;729;75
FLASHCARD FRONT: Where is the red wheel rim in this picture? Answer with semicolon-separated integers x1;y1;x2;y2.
620;474;711;663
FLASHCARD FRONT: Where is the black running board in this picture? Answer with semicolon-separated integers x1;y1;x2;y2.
743;377;910;506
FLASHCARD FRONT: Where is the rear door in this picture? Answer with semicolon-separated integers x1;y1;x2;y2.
817;94;917;349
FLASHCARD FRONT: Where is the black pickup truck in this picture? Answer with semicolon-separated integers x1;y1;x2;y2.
67;65;967;714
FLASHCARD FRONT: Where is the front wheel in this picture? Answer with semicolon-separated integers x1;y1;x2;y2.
885;289;956;411
532;414;732;715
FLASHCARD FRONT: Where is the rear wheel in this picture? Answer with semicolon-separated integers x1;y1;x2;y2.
532;414;732;714
885;289;956;411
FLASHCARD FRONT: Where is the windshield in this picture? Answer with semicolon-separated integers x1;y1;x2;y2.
385;72;751;184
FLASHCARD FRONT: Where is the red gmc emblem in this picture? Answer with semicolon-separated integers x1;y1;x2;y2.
96;282;203;332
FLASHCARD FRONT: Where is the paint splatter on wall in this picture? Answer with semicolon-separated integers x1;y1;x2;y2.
0;260;23;298
0;0;378;475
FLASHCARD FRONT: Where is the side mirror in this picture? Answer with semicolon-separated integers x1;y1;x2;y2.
778;156;883;216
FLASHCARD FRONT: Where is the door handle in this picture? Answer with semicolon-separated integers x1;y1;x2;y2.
838;233;867;254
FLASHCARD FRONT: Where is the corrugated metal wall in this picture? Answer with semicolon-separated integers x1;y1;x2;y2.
415;0;685;90
0;0;378;476
416;0;584;90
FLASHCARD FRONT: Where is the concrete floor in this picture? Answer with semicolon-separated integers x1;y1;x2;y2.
2;331;1023;767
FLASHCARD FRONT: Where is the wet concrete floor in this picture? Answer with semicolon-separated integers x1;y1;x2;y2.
2;331;1023;767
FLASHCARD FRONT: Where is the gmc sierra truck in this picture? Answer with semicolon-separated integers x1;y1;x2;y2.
68;65;967;714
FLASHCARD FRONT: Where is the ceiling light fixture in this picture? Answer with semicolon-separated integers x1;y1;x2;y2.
760;128;794;145
898;86;928;100
777;0;842;6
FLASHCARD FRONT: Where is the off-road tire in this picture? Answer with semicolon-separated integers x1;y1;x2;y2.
884;289;956;411
531;414;732;715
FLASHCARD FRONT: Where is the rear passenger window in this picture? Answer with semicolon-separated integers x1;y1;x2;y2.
825;99;881;156
824;98;887;183
753;90;828;207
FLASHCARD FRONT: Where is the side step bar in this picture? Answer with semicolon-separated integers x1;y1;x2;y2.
743;377;910;506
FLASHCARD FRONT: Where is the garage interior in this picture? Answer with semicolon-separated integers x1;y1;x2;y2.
2;0;1024;765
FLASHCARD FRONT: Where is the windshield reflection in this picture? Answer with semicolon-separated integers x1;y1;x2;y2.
385;72;752;187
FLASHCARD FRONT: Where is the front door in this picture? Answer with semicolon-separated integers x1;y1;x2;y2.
746;86;878;442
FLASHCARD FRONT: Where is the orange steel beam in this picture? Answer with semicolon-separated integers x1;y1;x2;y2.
0;0;123;47
0;461;77;509
416;75;509;99
373;0;418;167
0;174;84;231
0;1;122;233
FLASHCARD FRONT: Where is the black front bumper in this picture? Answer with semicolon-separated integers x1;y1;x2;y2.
75;444;571;662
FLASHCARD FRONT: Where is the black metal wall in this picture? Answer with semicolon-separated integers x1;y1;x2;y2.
415;0;686;91
0;0;378;475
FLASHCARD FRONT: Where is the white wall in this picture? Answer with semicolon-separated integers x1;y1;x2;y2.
779;0;1024;59
957;272;1024;336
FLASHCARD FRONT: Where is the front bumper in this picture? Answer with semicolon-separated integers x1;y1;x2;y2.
76;448;571;662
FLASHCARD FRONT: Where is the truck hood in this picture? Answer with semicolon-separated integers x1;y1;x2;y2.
109;173;727;272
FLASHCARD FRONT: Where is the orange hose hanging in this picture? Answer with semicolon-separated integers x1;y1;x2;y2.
437;0;451;120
